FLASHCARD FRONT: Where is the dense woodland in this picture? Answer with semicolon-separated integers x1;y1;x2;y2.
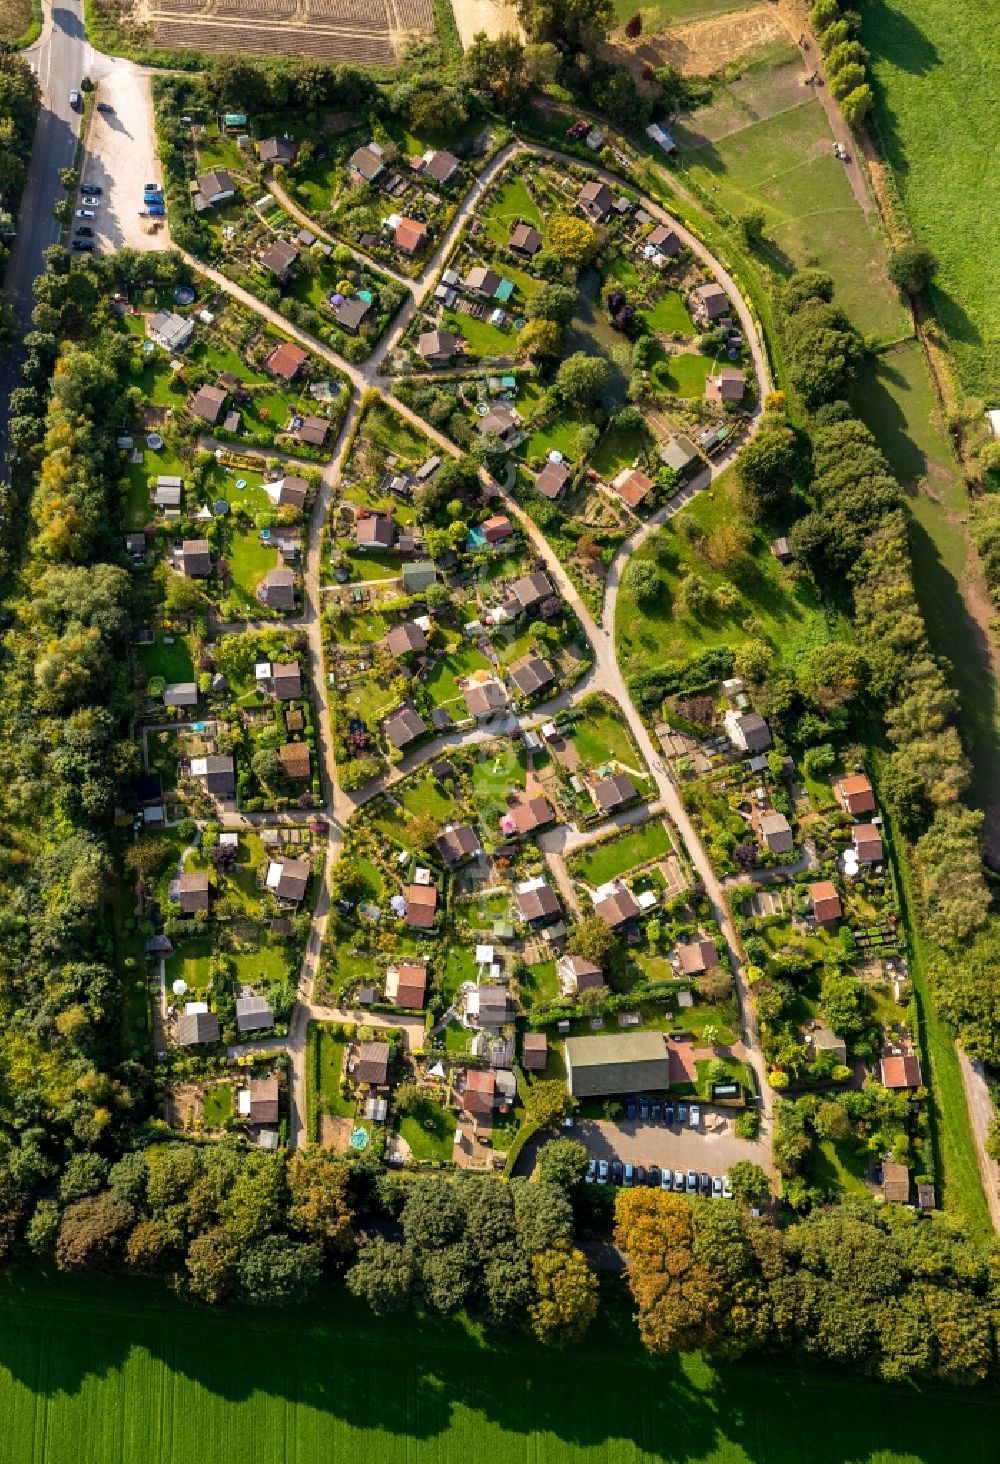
0;51;39;291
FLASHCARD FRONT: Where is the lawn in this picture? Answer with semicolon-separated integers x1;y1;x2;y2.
360;400;434;462
442;307;517;361
652;350;715;398
399;777;457;822
483;174;543;248
570;702;646;776
642;289;693;336
227;532;280;609
676;82;905;341
860;0;1000;394
308;1022;353;1124
398;1096;457;1162
523;412;582;465
0;1266;996;1464
165;940;213;998
424;645;492;708
590;424;652;481
574;820;673;887
616;466;840;676
519;959;558;1009
206;463;271;515
202;1083;234;1127
137;634;194;685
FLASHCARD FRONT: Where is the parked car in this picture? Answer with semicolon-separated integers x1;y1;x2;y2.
700;1172;711;1195
635;1165;647;1186
687;1169;698;1193
71;240;94;251
722;1174;734;1200
73;226;93;237
625;1096;637;1121
69;90;81;109
146;204;166;216
650;1100;662;1123
677;1103;688;1124
689;1105;701;1128
639;1098;649;1121
647;1165;660;1188
712;1176;723;1198
75;208;96;218
81;184;103;195
661;1167;673;1190
597;1159;609;1184
586;1160;596;1184
144;181;160;191
673;1169;685;1192
663;1105;674;1127
624;1163;634;1187
611;1159;623;1186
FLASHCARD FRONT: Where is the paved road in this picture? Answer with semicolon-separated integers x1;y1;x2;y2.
0;0;87;457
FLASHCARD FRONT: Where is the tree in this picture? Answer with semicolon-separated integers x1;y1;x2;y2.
725;1161;770;1208
570;914;617;966
287;1150;355;1253
547;216;599;271
781;269;834;313
524;1081;574;1129
163;574;204;621
622;558;661;608
784;298;864;407
536;1138;589;1189
347;1237;415;1314
125;1217;181;1273
829;61;866;102
529;1240;598;1345
512;1179;574;1253
737;208;766;248
734;416;797;519
514;0;614;48
840;84;874;129
55;1192;134;1271
220;1151;285;1245
887;242;938;296
465;31;526;109
406;83;467;135
237;1235;323;1305
527;283;579;325
556;352;611;408
517;318;563;360
615;1190;723;1353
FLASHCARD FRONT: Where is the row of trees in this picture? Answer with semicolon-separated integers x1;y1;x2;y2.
618;1188;1000;1384
0;51;40;301
0;249;150;1210
808;0;874;129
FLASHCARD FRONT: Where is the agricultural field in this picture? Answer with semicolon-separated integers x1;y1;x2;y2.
0;1269;993;1464
860;0;1000;396
145;0;430;66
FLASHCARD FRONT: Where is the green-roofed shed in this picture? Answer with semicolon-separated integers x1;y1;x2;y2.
564;1031;671;1098
402;560;437;593
493;919;515;940
224;113;248;128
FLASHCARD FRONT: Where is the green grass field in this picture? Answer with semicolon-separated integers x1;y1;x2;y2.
616;468;840;676
612;0;742;29
574;820;673;887
137;634;194;685
0;1267;997;1463
676;79;905;341
860;0;1000;394
398;1097;457;1161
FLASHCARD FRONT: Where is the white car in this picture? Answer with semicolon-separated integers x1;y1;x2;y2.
689;1104;700;1128
722;1175;734;1200
75;207;96;218
597;1159;609;1184
660;1167;673;1190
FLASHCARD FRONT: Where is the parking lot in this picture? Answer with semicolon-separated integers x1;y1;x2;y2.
76;64;170;255
573;1110;771;1189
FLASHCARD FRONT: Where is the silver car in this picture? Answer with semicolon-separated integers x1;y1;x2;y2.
673;1169;685;1193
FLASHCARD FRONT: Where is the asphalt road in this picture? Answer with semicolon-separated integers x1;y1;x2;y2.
0;0;90;462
